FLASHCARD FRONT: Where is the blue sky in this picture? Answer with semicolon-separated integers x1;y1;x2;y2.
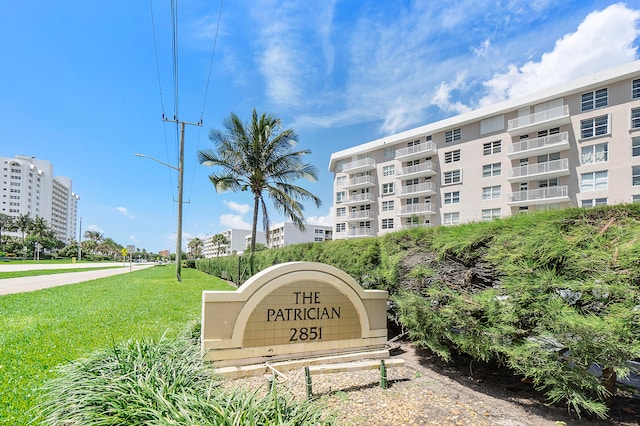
1;0;639;253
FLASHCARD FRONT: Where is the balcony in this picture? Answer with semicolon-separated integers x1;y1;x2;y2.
398;223;432;231
507;158;569;183
343;210;376;222
397;182;436;198
507;132;570;160
343;175;376;190
507;185;570;206
507;105;570;136
341;192;376;206
340;158;376;173
396;161;436;178
395;142;437;161
339;227;375;238
395;203;435;217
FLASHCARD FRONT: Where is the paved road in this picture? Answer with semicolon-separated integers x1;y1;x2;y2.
0;262;156;295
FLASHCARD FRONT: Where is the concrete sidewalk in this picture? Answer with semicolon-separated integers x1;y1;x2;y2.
0;262;156;295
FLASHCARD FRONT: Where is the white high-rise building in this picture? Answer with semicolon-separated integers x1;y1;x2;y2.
1;155;79;243
329;61;640;238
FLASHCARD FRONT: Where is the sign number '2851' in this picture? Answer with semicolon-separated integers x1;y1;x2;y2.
289;326;323;342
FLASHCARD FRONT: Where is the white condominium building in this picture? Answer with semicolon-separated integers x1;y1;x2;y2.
203;229;266;258
1;155;79;243
329;61;640;239
267;222;333;249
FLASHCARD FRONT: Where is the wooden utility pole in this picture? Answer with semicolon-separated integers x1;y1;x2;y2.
162;115;202;282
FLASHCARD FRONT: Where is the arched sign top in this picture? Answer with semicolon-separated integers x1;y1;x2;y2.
201;262;388;368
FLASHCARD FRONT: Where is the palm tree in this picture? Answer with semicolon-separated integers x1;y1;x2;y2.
187;237;203;259
84;230;104;243
198;109;321;263
15;214;33;242
32;216;50;242
0;214;15;251
211;233;229;257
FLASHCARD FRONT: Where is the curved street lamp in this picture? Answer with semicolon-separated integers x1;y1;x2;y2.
134;152;184;282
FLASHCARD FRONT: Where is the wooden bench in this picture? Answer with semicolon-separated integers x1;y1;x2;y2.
303;358;405;398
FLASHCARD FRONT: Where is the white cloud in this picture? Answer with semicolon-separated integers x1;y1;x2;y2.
306;210;334;227
431;72;472;115
85;224;104;234
479;3;640;106
129;235;138;243
220;214;251;229
115;206;135;219
223;200;250;214
472;38;491;58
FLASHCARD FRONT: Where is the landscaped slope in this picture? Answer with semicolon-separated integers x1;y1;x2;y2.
197;204;640;418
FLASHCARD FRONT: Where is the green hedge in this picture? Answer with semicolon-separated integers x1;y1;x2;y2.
196;205;640;418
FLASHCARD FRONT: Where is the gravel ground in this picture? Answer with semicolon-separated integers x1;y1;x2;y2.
224;342;640;426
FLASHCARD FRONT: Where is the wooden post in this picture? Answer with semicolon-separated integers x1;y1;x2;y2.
305;366;312;399
380;359;388;388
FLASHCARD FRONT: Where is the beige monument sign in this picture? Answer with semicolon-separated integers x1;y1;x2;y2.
201;262;389;372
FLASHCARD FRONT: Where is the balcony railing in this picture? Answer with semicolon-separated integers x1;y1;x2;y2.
395;142;436;159
508;132;570;159
507;185;569;205
342;192;376;205
507;105;570;135
340;158;376;173
337;228;375;238
343;175;376;189
508;158;569;181
398;223;431;230
343;210;376;221
398;161;436;177
399;182;434;196
396;203;435;216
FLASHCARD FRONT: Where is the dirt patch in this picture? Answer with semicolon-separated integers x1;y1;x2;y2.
227;342;640;425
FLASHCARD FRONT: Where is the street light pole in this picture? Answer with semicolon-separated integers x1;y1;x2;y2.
135;117;201;282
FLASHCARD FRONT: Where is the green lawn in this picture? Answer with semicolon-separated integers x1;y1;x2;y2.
0;266;233;425
0;266;122;279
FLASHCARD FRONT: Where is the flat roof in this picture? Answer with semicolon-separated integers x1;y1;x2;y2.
328;60;640;171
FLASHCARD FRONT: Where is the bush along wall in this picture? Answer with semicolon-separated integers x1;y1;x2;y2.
393;205;640;418
196;204;640;418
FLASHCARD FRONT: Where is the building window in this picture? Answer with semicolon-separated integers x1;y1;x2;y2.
443;212;460;225
482;162;501;177
382;165;395;176
336;223;345;232
444;191;460;204
582;198;607;208
383;147;395;159
580;170;608;191
581;88;608;111
382;200;394;211
336;191;345;203
483;141;501;155
634;166;640;186
336;176;346;187
580;143;608;164
336;207;346;218
482;208;501;221
633;194;640;203
634;79;640;99
381;218;394;229
443;169;461;184
445;128;461;143
382;182;395;194
632;108;640;129
634;137;640;157
444;149;461;163
580;115;608;139
482;185;501;200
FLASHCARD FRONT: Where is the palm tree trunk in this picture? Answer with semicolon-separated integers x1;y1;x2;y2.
250;195;260;275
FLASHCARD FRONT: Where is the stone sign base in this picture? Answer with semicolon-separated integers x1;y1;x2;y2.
201;262;389;370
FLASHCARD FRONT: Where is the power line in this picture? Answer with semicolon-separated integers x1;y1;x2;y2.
200;0;224;121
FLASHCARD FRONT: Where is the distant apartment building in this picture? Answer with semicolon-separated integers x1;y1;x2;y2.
329;61;640;239
1;155;79;243
203;229;266;258
266;222;333;249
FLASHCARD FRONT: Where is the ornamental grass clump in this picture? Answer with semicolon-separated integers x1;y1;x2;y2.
33;333;334;425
